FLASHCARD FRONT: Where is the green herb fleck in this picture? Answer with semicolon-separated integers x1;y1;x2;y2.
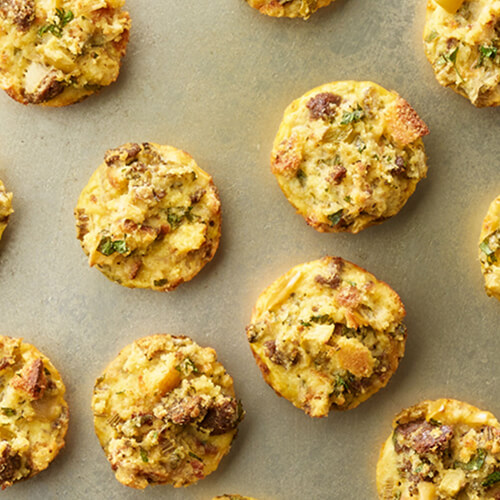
456;448;486;471
335;376;349;391
97;237;129;256
480;239;497;264
429;418;442;426
1;408;15;417
440;47;464;83
344;279;357;287
310;314;334;325
482;470;500;488
344;195;352;204
328;209;343;227
154;278;168;287
425;30;438;42
296;169;307;185
167;206;193;228
115;391;125;395
340;106;364;125
478;46;498;66
176;358;199;374
188;451;203;462
139;448;149;463
299;320;311;327
38;8;74;37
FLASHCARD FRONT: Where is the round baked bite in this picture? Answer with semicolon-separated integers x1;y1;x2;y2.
0;0;130;106
245;0;334;19
377;398;500;499
246;257;407;418
75;142;222;291
92;334;244;489
271;81;429;233
0;179;13;241
0;336;69;489
423;0;500;107
478;194;500;300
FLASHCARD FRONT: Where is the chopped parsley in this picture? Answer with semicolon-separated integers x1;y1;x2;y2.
38;8;74;37
340;106;364;125
139;448;149;463
344;195;352;204
296;169;307;185
456;448;486;471
328;209;343;227
429;418;442;426
480;239;497;264
176;357;199;374
1;407;15;417
483;470;500;488
335;375;349;391
166;206;193;228
344;279;357;287
299;320;311;327
153;278;168;287
309;314;334;325
440;47;464;83
478;46;498;66
425;30;438;43
188;451;203;462
97;237;129;256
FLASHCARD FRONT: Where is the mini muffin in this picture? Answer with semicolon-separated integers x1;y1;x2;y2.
0;336;69;489
245;0;335;19
376;399;500;499
423;0;500;107
271;81;429;234
0;0;130;106
92;334;244;489
478;194;500;300
0;179;13;240
75;142;222;291
246;257;407;417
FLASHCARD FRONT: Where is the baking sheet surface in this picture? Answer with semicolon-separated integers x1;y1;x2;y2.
0;0;499;498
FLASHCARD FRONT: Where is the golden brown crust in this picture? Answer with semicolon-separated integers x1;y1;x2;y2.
0;336;69;489
0;0;130;106
92;334;244;489
75;142;222;291
377;399;500;499
271;81;429;234
246;257;406;417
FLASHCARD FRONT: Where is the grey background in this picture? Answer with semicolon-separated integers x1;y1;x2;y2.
0;0;499;498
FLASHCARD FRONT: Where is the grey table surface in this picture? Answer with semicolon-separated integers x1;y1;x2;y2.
0;0;499;499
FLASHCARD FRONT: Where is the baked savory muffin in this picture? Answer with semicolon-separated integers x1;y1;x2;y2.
245;0;335;19
246;257;407;417
75;142;222;291
0;336;69;489
0;179;13;241
376;399;500;499
478;194;500;300
0;0;130;106
271;81;429;234
423;0;500;107
92;334;244;489
213;496;258;500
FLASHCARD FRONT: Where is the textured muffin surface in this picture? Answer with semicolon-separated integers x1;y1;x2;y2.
0;336;69;489
423;0;500;107
75;142;221;291
245;0;335;19
478;194;500;300
377;399;500;499
0;0;130;106
271;81;429;233
92;334;244;489
0;179;13;240
246;257;407;417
